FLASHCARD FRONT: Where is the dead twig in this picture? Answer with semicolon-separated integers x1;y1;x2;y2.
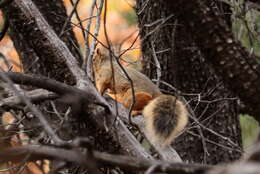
0;69;64;145
84;0;104;75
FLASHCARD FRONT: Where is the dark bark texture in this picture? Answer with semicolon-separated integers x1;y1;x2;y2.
4;0;81;84
136;0;242;164
163;0;260;120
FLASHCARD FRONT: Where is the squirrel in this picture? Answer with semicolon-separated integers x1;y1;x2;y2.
93;48;188;148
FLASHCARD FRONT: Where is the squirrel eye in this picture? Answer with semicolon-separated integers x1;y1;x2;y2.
97;48;103;56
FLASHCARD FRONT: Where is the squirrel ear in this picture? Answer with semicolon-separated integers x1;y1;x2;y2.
96;48;101;55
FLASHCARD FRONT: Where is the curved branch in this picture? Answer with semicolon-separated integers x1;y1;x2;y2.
0;72;83;96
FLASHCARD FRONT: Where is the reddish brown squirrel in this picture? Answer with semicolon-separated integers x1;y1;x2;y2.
93;48;188;148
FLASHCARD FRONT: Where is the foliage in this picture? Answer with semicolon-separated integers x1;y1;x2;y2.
240;114;260;149
232;0;260;55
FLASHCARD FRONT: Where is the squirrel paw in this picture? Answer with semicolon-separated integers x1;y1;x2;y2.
131;110;143;116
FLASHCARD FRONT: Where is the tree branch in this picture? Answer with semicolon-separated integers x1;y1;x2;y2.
0;89;57;108
0;70;64;145
0;145;210;174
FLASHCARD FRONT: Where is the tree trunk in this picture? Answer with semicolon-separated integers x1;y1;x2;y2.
4;0;81;84
164;0;260;120
136;0;242;164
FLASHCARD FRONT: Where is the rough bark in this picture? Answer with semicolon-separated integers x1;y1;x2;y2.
136;0;242;164
4;0;81;84
163;0;260;121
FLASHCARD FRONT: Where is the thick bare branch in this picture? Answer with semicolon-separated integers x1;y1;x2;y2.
0;89;57;108
0;145;210;174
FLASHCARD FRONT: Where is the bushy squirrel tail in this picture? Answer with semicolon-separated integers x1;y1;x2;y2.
142;94;188;148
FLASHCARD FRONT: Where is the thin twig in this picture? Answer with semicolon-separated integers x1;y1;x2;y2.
0;52;11;70
0;69;64;145
69;0;85;38
83;0;96;59
101;0;121;128
150;42;161;87
189;113;241;150
102;0;136;124
84;0;104;75
59;0;81;37
187;130;241;152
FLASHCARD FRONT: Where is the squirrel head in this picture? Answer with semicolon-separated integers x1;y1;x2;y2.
93;48;110;71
